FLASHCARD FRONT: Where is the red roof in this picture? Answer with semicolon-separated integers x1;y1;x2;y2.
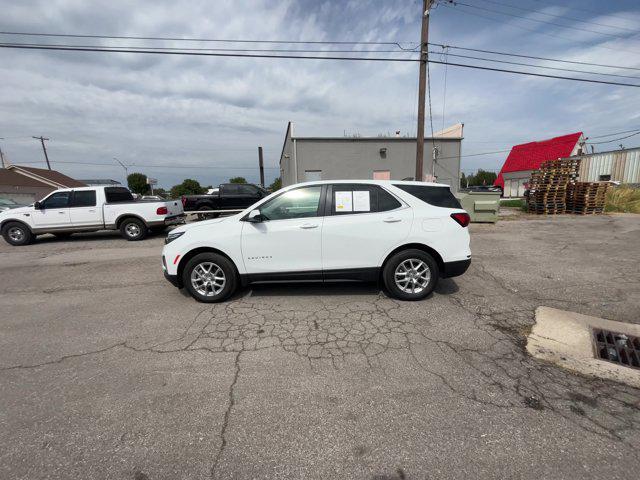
494;132;582;188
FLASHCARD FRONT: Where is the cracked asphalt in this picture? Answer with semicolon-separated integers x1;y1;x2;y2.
1;214;639;479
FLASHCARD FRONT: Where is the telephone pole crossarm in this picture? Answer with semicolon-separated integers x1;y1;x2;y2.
32;136;51;170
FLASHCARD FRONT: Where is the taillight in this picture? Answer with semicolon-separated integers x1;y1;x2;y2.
157;206;168;215
451;212;470;227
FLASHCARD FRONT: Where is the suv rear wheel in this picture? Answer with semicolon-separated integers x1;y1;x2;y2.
382;249;439;301
2;222;34;246
182;252;237;303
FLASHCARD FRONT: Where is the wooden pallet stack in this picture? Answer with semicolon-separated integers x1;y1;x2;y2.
567;182;609;214
526;158;580;214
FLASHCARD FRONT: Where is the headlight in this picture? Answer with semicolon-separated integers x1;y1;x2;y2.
165;231;185;244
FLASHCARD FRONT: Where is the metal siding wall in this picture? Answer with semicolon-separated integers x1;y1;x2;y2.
576;149;640;183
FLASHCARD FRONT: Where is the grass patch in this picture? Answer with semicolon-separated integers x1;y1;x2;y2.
500;199;525;208
605;187;640;214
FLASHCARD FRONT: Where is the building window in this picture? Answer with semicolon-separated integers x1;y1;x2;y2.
599;174;611;181
373;170;390;180
304;170;322;181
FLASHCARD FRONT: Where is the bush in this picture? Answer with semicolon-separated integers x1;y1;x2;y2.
605;186;640;213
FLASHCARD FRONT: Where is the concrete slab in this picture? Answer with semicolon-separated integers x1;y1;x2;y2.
529;306;640;388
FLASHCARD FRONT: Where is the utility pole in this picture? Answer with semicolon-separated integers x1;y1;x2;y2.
415;0;433;181
32;136;51;170
0;138;5;168
114;157;128;182
258;146;265;187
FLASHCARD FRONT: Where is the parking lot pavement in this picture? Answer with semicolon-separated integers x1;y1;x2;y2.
0;215;639;479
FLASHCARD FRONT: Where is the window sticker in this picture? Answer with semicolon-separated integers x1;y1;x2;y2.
334;191;353;212
353;190;371;211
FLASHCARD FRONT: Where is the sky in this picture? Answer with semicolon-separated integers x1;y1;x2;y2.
1;0;639;189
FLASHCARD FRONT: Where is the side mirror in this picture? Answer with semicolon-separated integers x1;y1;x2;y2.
34;201;42;210
246;209;263;223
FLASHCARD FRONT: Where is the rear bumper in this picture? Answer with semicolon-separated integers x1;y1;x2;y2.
441;258;471;278
148;214;186;227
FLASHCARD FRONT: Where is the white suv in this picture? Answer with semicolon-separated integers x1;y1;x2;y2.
162;180;471;302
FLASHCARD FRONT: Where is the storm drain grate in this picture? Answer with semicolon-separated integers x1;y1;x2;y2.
593;329;640;370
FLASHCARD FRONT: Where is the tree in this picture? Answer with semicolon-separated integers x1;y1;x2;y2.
153;187;168;198
460;172;467;189
170;179;205;198
127;172;150;195
466;169;497;186
268;177;282;192
228;176;247;184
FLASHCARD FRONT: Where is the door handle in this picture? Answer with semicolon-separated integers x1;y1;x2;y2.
58;211;66;214
299;223;318;229
383;217;401;223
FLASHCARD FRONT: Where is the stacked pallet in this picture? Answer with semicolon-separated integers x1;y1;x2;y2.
526;158;580;214
567;182;609;214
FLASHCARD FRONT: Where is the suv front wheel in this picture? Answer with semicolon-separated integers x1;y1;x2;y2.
383;249;439;301
182;253;238;303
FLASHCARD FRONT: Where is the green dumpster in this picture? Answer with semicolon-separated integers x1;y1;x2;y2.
455;191;501;223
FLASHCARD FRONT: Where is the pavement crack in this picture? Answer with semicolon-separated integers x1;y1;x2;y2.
211;350;242;478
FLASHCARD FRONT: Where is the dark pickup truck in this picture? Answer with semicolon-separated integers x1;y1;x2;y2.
181;183;269;218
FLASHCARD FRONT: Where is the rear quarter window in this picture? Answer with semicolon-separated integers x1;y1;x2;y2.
104;187;134;203
394;184;461;209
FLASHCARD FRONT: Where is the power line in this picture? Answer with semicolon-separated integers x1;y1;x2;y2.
13;160;280;170
0;41;420;54
449;1;633;40
478;0;639;33
2;42;639;87
588;128;640;139
440;2;640;56
0;31;418;49
429;42;640;72
586;131;640;145
426;49;640;80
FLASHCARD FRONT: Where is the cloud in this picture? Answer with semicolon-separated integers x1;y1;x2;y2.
0;0;639;188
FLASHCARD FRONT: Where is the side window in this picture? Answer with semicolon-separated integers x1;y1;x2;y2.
105;187;134;203
393;184;461;209
238;185;259;196
331;184;374;215
260;186;322;221
375;186;402;212
70;190;96;207
41;191;70;209
223;184;241;196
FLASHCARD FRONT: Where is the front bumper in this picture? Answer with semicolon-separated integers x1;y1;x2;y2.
164;270;182;288
441;258;471;278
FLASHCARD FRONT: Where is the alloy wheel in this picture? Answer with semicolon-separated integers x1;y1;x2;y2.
190;262;226;297
394;258;431;294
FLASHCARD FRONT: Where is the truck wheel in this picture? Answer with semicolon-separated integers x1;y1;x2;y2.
382;249;439;301
120;218;148;241
2;222;34;246
197;207;219;221
182;253;237;303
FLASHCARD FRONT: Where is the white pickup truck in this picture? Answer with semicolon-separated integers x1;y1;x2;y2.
0;186;184;246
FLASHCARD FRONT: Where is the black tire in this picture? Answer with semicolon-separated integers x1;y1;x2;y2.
2;221;34;246
182;252;237;303
150;226;168;234
197;207;219;221
382;249;439;301
119;217;148;241
53;232;73;239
